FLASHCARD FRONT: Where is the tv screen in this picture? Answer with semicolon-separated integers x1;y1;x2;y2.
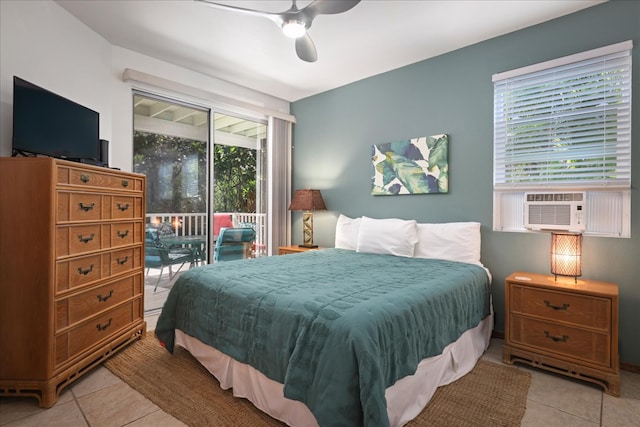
12;76;100;161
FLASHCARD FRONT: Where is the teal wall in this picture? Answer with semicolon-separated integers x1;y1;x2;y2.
291;1;640;365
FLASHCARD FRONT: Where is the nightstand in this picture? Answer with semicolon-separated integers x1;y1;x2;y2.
503;272;620;396
278;245;323;255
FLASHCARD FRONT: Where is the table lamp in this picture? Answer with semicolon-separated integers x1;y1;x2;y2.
550;232;582;283
288;189;327;248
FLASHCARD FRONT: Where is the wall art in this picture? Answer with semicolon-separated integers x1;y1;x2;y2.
371;134;448;195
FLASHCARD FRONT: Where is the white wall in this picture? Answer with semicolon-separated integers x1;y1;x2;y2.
0;0;112;158
1;0;290;171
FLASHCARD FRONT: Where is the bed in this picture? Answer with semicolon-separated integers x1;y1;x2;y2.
154;217;493;426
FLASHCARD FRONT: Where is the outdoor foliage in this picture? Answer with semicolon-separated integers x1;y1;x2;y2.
133;131;256;214
213;144;257;213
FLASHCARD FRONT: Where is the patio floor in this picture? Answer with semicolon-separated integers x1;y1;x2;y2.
144;266;193;314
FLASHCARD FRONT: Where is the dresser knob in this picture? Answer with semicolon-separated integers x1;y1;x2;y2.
544;300;569;311
97;290;113;302
78;202;95;212
96;318;113;331
544;330;569;342
78;233;95;243
77;264;94;276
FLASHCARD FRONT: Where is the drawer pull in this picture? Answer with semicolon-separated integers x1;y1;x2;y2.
80;174;90;183
96;318;112;331
117;230;129;238
121;180;129;188
544;300;569;311
79;202;95;212
544;331;569;343
77;264;94;276
78;233;95;243
97;290;113;302
116;256;129;265
116;203;130;211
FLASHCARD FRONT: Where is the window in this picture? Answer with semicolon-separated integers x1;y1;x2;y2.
493;41;632;237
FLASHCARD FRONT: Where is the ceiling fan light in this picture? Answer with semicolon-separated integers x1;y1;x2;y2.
282;20;306;38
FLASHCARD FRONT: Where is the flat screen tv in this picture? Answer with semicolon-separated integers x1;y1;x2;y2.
12;76;100;162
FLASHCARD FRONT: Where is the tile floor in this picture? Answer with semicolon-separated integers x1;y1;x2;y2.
2;270;639;426
2;331;638;426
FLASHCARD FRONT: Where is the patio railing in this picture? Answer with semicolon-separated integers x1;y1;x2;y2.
145;212;267;256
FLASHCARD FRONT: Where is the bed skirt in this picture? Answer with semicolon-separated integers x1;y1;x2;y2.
174;311;493;427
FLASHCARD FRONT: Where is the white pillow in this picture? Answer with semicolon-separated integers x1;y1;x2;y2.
356;216;418;258
414;222;481;264
334;214;361;250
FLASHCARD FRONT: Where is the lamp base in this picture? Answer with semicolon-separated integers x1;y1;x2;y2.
298;244;318;248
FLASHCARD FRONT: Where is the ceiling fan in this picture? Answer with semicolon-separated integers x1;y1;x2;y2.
196;0;361;62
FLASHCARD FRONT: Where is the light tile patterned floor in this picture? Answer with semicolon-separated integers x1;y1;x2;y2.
2;269;639;426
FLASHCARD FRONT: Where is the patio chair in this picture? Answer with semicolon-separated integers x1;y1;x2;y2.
145;228;195;291
214;227;256;262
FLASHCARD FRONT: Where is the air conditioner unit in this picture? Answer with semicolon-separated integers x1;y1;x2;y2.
524;192;586;232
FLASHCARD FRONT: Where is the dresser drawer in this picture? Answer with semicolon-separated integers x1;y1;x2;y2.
510;284;611;330
55;298;142;367
57;253;102;293
108;222;142;248
58;166;144;193
510;315;611;367
56;247;142;293
110;247;142;277
110;196;142;220
58;192;144;223
58;191;103;222
56;274;142;330
56;224;103;257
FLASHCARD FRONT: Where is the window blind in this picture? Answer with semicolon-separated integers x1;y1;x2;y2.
493;42;632;189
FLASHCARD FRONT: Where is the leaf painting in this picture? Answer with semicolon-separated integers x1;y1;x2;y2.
371;134;448;195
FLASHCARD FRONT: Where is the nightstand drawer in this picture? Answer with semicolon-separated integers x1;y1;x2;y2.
510;284;611;330
278;245;323;255
510;315;611;367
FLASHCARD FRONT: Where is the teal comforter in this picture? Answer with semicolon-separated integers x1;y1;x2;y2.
155;249;491;427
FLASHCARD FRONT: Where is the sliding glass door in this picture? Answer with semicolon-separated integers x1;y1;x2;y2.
133;93;210;311
132;93;270;313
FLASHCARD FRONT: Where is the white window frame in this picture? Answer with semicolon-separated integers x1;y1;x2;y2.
492;41;633;238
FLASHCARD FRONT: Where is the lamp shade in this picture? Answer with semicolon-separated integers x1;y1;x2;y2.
288;189;327;211
550;232;582;282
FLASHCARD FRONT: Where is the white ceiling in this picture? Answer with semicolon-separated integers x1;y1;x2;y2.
56;0;604;102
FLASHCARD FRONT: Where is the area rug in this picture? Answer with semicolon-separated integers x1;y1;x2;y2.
104;334;530;426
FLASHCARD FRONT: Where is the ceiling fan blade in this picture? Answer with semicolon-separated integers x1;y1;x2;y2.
295;34;317;62
195;0;283;25
304;0;361;18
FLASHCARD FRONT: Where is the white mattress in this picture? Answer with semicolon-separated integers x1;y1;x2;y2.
174;310;493;427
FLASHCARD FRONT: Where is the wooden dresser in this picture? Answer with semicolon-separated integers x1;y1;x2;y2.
0;157;146;407
503;272;620;395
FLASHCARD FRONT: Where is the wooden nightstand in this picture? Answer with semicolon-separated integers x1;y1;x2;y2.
278;245;323;255
503;272;620;396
